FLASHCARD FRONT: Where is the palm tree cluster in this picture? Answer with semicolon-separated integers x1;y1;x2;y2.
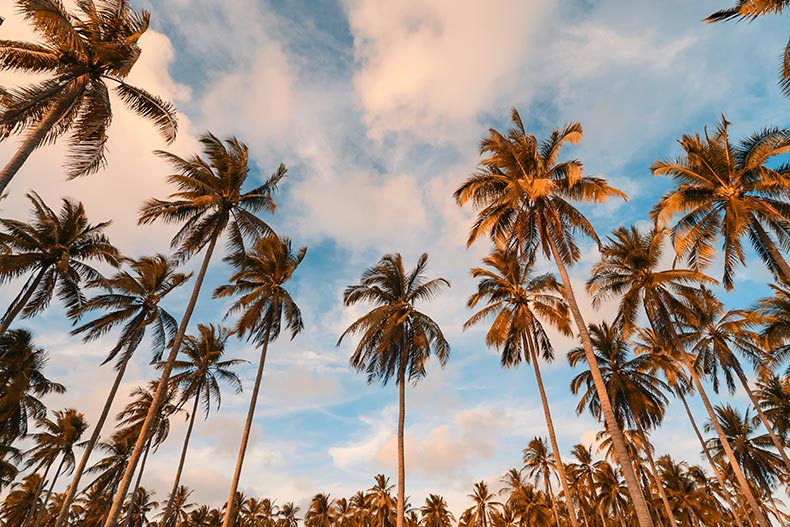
0;2;789;527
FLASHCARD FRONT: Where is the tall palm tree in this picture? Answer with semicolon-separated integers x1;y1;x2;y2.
522;437;561;527
464;246;579;527
655;456;724;527
338;253;450;527
754;374;790;442
0;328;64;443
586;225;770;527
159;485;196;527
566;444;602;527
0;473;43;526
0;191;120;335
214;235;305;527
277;502;302;527
53;254;189;527
568;321;675;527
161;323;244;524
0;0;178;194
305;493;336;527
419;494;455;527
754;283;790;372
705;1;790;96
24;408;88;527
650;117;790;289
460;481;502;527
103;132;285;527
367;474;396;527
452;109;651;527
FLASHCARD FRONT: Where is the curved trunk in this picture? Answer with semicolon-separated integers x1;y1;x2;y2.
396;340;407;527
53;342;135;527
734;367;790;471
32;455;64;527
162;386;201;525
0;266;48;336
633;420;677;526
751;220;790;285
103;232;219;527
545;234;654;527
125;442;151;527
0;91;80;195
677;392;745;527
221;327;272;527
23;459;54;527
682;357;770;527
527;341;580;527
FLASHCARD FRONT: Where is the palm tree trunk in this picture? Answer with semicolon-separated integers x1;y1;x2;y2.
526;341;581;527
125;441;151;527
0;91;79;196
53;342;135;527
23;460;53;527
396;341;407;527
162;386;201;524
32;455;65;527
221;326;272;527
751;220;790;285
676;392;745;527
681;357;770;527
633;421;677;527
545;234;654;527
103;232;220;527
597;507;607;527
0;266;47;336
733;367;790;471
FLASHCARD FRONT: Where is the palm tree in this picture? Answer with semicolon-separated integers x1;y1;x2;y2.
419;494;455;527
566;444;601;527
24;408;88;527
103;132;285;527
53;254;189;527
305;493;336;527
460;481;502;527
277;502;302;527
0;0;178;194
754;283;790;372
367;475;396;527
754;374;790;442
0;444;21;491
338;253;450;527
452;108;651;527
159;485;196;527
650;117;790;289
592;462;630;527
522;437;561;527
160;323;244;524
0;191;120;335
705;1;790;95
122;487;159;527
214;235;305;527
464;246;579;527
568;321;675;527
656;456;725;527
586;225;770;527
1;473;43;526
0;329;64;443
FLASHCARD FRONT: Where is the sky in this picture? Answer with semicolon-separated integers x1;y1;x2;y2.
0;0;788;517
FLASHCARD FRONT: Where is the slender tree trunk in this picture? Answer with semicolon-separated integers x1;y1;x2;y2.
221;326;272;527
103;232;219;527
396;342;407;527
527;338;580;527
598;507;607;527
579;504;590;527
752;221;790;285
682;357;770;527
615;508;626;527
633;421;677;526
162;386;201;525
0;266;47;336
32;455;65;527
545;235;654;527
53;343;136;527
125;442;151;527
734;367;790;471
22;461;53;527
0;91;79;196
677;392;745;527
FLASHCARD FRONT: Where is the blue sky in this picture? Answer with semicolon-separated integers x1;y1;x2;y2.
0;0;788;515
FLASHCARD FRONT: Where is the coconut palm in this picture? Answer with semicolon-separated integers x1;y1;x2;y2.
53;254;189;527
522;437;562;527
566;444;602;527
464;246;578;527
305;494;336;527
754;283;790;372
0;444;21;490
0;191;120;335
586;224;770;527
277;502;301;527
460;481;503;527
452;109;651;527
338;253;450;527
122;487;159;527
160;324;244;525
705;1;790;96
754;374;790;442
0;0;178;194
214;235;305;527
0;329;64;443
24;408;88;527
103;133;285;527
1;473;43;526
650;117;790;289
499;469;552;527
420;494;455;527
656;456;724;527
159;485;196;527
568;321;675;527
593;462;630;527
